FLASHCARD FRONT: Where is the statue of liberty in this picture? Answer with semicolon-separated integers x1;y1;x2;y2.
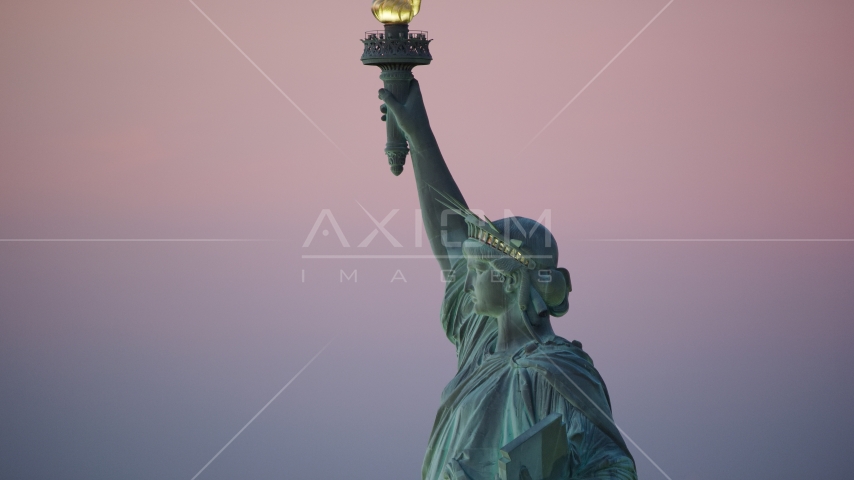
377;81;638;480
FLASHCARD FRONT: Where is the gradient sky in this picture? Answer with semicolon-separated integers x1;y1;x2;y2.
1;1;853;479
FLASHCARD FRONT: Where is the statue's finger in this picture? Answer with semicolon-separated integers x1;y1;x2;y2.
378;88;402;113
381;114;387;122
380;104;387;113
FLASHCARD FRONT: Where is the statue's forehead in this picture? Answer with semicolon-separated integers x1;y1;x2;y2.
464;255;485;267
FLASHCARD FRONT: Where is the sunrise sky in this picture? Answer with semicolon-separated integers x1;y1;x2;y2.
1;1;853;479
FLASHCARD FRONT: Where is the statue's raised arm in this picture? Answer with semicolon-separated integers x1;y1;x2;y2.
378;80;467;272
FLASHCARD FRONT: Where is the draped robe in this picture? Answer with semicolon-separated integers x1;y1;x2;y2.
422;259;637;480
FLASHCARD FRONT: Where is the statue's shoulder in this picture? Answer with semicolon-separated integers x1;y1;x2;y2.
553;336;594;365
514;336;596;370
511;338;634;462
511;337;610;412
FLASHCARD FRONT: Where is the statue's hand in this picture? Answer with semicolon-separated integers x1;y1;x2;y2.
378;79;434;149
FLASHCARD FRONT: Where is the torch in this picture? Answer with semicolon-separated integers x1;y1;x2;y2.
361;0;432;176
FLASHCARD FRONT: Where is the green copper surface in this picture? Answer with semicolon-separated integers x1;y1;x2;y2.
374;75;637;480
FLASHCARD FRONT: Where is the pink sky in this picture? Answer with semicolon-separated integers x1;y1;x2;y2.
1;1;853;479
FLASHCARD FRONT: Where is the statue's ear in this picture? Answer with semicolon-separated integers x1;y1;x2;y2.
503;271;520;294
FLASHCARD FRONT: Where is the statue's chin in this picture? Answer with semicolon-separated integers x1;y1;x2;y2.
472;301;488;317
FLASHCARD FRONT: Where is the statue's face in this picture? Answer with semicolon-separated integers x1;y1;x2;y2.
465;257;510;317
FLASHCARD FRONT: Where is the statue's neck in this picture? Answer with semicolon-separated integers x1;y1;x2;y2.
494;306;533;353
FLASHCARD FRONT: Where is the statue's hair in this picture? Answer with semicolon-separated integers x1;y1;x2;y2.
461;217;570;323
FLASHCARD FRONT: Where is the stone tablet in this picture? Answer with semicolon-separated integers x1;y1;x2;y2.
498;413;569;480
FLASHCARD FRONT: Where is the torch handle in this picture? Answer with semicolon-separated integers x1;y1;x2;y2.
380;70;414;176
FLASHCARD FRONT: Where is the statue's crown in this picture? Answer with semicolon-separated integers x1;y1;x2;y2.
431;186;538;270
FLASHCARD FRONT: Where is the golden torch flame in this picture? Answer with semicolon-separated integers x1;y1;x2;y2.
371;0;421;24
